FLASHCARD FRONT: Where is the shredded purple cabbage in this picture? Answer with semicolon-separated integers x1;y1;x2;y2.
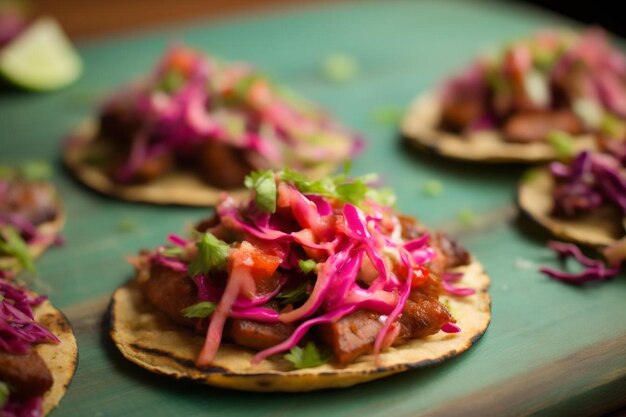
101;45;361;183
539;241;621;284
0;281;59;355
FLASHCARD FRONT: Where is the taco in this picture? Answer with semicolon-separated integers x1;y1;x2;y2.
402;28;626;162
64;45;361;206
110;170;491;391
0;280;78;416
0;163;64;274
518;143;626;283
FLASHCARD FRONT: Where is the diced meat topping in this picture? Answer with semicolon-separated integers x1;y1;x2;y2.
0;349;53;399
502;110;583;143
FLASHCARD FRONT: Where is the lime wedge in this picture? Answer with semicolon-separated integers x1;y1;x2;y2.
0;17;82;91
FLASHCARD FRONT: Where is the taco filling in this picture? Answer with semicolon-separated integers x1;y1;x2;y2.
439;28;626;144
0;280;60;417
0;164;63;274
128;170;477;369
71;45;360;191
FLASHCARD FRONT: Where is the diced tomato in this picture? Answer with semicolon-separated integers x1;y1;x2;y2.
229;241;282;296
249;79;272;108
249;250;282;279
410;265;430;288
166;48;198;76
504;45;532;81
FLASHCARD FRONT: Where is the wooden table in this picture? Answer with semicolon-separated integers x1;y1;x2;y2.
2;1;626;416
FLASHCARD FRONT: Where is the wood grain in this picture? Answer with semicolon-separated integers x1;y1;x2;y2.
30;0;336;40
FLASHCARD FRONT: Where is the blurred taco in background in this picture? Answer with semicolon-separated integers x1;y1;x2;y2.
0;162;64;275
64;45;362;206
403;28;626;162
110;169;490;391
518;135;626;283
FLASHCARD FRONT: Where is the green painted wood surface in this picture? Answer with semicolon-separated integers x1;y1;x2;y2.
2;1;625;415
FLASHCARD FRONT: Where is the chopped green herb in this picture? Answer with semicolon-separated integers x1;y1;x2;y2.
298;259;317;274
531;45;558;70
278;168;390;208
159;69;186;93
547;130;575;160
21;160;52;181
422;180;443;197
0;165;15;179
278;282;310;305
182;301;216;318
371;106;404;126
457;209;476;226
320;53;359;83
366;187;396;206
0;294;4;303
0;161;52;181
0;226;35;273
284;341;329;369
0;381;9;409
336;180;368;205
521;168;540;184
244;170;277;213
188;232;230;276
117;217;138;233
161;246;185;257
600;112;626;139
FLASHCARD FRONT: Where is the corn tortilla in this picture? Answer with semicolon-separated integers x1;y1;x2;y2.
517;167;623;247
34;297;78;415
110;258;490;392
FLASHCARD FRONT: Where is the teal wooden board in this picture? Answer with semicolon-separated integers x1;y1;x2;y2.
1;1;625;416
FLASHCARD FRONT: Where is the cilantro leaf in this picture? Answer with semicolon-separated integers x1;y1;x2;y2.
244;170;277;213
320;53;359;84
284;342;329;369
21;160;53;181
117;217;138;232
0;226;35;273
277;282;311;305
547;130;575;160
0;165;15;180
298;259;317;274
371;106;404;126
161;246;185;257
336;181;368;205
457;209;476;226
159;69;186;93
366;187;396;206
188;232;230;276
182;301;216;318
422;180;443;197
0;381;9;409
278;168;390;208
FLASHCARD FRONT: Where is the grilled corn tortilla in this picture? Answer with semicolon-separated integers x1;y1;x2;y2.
110;258;490;392
518;167;623;247
33;297;78;415
402;93;597;163
63;120;335;206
